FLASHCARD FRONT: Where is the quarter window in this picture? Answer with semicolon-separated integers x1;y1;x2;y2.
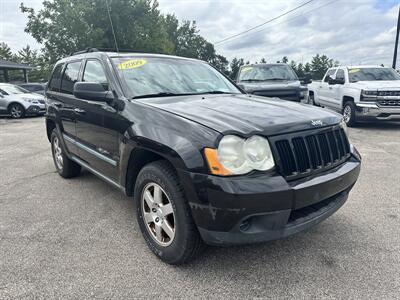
48;64;64;92
83;60;109;90
60;61;81;94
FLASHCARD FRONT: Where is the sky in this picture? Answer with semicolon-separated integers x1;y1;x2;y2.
0;0;399;66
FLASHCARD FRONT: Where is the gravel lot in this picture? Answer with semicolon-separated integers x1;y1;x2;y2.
0;116;399;299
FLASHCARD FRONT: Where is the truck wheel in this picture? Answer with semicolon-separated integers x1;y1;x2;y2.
134;160;205;264
51;129;81;178
309;94;318;106
343;101;357;127
9;103;25;119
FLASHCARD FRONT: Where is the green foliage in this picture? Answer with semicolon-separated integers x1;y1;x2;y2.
20;0;227;74
0;42;14;60
229;57;244;80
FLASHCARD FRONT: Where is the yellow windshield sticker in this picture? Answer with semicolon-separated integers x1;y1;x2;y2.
241;67;253;73
118;59;147;70
349;68;360;73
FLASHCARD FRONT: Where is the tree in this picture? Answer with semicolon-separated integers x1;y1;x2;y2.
277;56;288;64
0;42;13;60
310;54;338;79
229;57;244;80
20;0;228;73
259;58;266;64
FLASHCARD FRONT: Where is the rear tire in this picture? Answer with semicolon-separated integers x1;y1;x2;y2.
134;160;205;264
9;103;25;119
343;101;357;127
51;129;81;178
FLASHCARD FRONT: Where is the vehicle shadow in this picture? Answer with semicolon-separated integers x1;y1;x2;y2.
354;121;400;131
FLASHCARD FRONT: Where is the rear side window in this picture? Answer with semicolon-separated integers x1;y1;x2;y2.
60;61;81;94
336;69;345;80
83;60;109;90
324;69;336;82
48;64;64;92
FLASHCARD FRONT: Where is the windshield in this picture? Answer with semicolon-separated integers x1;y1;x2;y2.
238;65;298;82
111;56;241;98
348;68;400;82
0;84;30;95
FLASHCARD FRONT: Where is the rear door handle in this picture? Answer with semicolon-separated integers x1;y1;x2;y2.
73;108;86;114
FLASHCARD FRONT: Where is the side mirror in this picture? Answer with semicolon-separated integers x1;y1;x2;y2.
73;82;113;102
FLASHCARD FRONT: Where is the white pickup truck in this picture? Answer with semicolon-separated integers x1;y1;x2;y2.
308;65;400;126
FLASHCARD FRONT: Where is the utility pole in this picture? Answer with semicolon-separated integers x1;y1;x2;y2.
392;6;400;69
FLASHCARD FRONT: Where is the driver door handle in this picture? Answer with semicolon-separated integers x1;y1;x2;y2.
73;108;86;114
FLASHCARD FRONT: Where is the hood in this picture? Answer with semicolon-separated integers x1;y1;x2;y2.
238;80;302;93
138;94;341;136
351;80;400;90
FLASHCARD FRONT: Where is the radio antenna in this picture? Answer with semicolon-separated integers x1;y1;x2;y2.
105;0;119;53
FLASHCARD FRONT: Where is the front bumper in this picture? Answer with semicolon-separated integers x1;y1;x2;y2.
179;152;361;246
26;104;46;115
355;103;400;121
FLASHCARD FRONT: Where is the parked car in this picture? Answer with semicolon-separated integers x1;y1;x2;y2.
45;49;361;264
236;63;310;102
308;65;400;126
0;83;46;118
18;83;46;95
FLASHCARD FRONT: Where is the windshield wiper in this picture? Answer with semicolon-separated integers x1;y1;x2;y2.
131;92;196;100
265;78;287;81
240;79;266;82
198;91;235;95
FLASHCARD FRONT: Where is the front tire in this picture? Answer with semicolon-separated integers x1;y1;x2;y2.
51;129;81;178
343;101;357;127
9;103;25;119
134;160;205;264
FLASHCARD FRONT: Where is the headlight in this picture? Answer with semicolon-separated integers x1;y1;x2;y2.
204;135;275;176
340;119;348;136
25;99;38;103
362;90;378;96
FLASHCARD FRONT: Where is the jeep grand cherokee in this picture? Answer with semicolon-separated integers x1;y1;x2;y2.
45;49;361;264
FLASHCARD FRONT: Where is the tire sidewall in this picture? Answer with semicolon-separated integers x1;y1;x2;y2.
134;164;189;264
50;130;66;176
9;103;25;119
343;102;356;126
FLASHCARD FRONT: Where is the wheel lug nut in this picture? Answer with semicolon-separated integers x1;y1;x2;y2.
152;208;157;213
155;217;160;222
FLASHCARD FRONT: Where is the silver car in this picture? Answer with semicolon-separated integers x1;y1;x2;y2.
0;83;46;118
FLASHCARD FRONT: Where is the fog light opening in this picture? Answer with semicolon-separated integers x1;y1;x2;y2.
239;219;251;232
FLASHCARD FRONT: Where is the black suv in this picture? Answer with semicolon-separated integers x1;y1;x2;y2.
45;49;361;264
236;63;310;102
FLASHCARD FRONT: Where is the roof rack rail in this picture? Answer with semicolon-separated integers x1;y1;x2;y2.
69;48;147;56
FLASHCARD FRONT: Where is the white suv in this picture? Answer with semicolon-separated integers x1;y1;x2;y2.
0;83;46;118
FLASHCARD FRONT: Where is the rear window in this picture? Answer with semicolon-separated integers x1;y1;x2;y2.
48;64;64;92
60;61;81;94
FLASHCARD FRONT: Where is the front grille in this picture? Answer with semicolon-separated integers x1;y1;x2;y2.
378;90;400;97
378;99;400;106
271;126;350;180
253;90;299;101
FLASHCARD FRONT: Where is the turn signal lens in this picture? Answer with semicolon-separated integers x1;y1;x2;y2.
204;148;232;176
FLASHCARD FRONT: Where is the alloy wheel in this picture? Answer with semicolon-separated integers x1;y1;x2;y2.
53;136;64;170
141;183;175;246
343;105;352;124
10;105;22;118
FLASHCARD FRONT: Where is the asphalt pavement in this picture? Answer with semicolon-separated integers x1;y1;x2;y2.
0;116;399;299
